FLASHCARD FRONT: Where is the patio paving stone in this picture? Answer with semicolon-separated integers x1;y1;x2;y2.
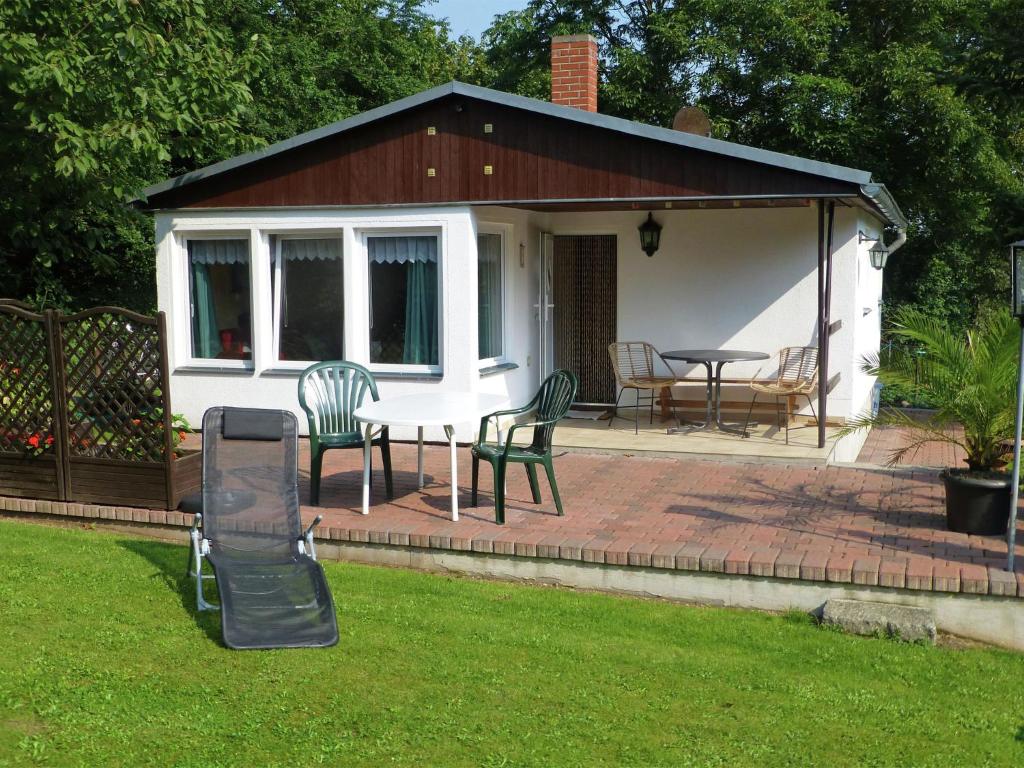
774;551;805;579
724;548;752;575
960;564;989;594
877;558;907;589
988;567;1018;597
799;550;830;581
748;548;781;577
852;556;882;586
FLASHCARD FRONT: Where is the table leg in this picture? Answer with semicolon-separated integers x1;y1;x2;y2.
444;425;458;522
659;386;671;422
714;360;726;428
715;361;749;435
667;361;710;434
703;361;714;428
417;426;424;489
361;423;373;515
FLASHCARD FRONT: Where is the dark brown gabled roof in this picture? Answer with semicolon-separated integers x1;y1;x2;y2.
139;81;905;228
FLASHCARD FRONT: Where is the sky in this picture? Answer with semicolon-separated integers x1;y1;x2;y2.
428;0;526;39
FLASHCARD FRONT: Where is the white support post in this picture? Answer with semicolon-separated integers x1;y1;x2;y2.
445;425;458;522
362;423;373;515
417;426;424;489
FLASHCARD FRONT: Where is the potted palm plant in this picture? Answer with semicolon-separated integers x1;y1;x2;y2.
842;307;1019;535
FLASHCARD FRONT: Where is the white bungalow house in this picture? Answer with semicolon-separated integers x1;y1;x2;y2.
140;35;906;462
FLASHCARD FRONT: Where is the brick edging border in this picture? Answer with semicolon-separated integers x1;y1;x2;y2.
2;495;1020;599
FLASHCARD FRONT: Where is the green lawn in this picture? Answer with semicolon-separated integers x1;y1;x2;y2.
0;521;1022;767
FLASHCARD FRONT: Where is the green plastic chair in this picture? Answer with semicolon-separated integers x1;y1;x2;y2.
471;370;578;524
298;361;393;506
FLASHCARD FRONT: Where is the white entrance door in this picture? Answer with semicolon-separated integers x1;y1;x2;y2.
537;232;555;386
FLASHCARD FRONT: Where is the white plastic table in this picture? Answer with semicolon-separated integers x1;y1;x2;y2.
353;392;508;521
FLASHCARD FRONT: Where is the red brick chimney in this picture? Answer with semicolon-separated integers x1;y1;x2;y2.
551;34;598;112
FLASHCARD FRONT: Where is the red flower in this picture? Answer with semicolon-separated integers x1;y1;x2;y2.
45;435;54;445
178;431;187;441
131;418;141;426
27;435;40;448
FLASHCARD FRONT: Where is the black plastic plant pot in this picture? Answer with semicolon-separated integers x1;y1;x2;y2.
940;468;1012;535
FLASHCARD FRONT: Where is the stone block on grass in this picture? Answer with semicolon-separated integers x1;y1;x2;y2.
821;598;936;644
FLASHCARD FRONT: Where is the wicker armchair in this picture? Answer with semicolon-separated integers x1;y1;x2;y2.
742;346;818;444
607;341;681;433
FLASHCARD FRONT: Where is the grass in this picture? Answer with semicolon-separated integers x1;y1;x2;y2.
1;521;1023;767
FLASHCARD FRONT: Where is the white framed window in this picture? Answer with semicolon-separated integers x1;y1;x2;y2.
270;235;344;364
364;231;441;372
183;235;253;365
477;229;506;366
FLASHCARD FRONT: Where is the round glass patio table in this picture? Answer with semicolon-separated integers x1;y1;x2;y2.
661;350;770;434
353;392;508;521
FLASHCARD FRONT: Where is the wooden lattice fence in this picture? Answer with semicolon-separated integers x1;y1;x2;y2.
0;303;200;509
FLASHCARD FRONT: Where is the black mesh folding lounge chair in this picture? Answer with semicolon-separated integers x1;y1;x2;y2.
188;406;338;650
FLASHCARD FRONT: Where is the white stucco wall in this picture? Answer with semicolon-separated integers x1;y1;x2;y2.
534;205;881;426
156;202;885;451
157;207;494;441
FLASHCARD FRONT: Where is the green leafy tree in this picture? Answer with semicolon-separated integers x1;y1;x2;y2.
0;0;267;310
481;0;1024;329
0;1;488;309
209;0;489;143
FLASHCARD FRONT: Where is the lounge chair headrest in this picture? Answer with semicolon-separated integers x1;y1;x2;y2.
221;407;284;441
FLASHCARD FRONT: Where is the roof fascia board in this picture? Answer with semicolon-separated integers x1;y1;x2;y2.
146;192;859;214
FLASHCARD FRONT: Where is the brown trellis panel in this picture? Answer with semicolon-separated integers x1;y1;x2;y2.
0;305;63;499
58;308;171;463
553;235;617;404
0;302;199;509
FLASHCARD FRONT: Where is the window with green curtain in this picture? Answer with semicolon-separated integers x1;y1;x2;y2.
477;233;503;360
367;235;439;366
187;239;251;360
271;237;343;361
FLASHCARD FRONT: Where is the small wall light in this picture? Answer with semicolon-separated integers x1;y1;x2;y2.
859;230;889;270
638;212;662;257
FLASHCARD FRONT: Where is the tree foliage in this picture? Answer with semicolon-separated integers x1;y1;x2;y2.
0;0;267;309
207;0;488;145
1;0;1022;323
0;0;483;310
482;0;1024;329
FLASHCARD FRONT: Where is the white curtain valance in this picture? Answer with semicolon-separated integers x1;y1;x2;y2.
281;238;341;262
367;236;437;265
188;239;249;265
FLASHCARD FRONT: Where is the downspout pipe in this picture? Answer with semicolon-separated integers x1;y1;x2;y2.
886;227;908;257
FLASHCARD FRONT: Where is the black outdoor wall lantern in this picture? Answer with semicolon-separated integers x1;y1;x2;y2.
638;212;662;257
1011;239;1024;320
859;230;889;270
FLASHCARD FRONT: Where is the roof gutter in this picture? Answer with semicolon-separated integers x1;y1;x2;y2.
860;183;908;230
860;182;907;257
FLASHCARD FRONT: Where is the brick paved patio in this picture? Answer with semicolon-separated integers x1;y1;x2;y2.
288;430;1022;596
4;427;1020;598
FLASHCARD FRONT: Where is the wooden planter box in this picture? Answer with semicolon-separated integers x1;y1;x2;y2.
0;452;61;501
64;450;202;510
0;450;201;511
